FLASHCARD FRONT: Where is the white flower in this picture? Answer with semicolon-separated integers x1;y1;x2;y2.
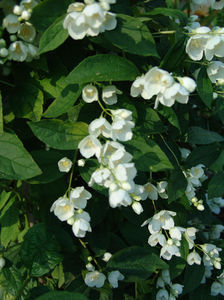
157;181;168;199
209;224;224;240
113;163;137;184
108;270;124;288
211;281;222;296
111;108;133;121
78;135;102;158
130;75;148;98
0;48;8;58
72;211;91;238
189;164;205;179
143;182;158;200
186;27;211;61
3;14;20;33
144;67;174;100
86;263;95;271
185;227;197;249
205;27;224;61
83;3;105;29
207;61;224;85
89;117;112;138
88;167;111;187
26;44;38;61
201;243;222;269
156;289;169;300
109;188;132;208
20;0;38;11
50;197;74;221
78;159;85;167
20;10;31;20
177;76;196;92
156;277;165;288
63;11;88;40
161;269;171;285
82;84;98;103
8;41;28;62
70;186;92;209
169;227;185;240
187;251;201;265
148;232;166;247
170;284;184;297
102;85;122;105
111;119;134;141
99;140;124;165
58;157;73;173
0;257;5;270
160;239;181;260
102;252;112;262
180;148;191;160
147;210;176;234
108;148;132;169
18;22;36;42
206;196;224;214
132;201;144;215
84;271;106;288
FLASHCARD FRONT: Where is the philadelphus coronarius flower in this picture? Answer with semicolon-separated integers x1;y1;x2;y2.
3;14;20;33
84;271;106;288
50;186;92;238
206;195;224;214
211;272;224;296
207;61;224;85
63;0;117;40
191;0;224;13
186;26;224;61
58;157;73;173
82;84;98;103
201;243;222;269
102;85;122;105
130;67;196;108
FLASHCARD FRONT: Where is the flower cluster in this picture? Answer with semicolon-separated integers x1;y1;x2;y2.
183;164;206;210
143;210;188;260
156;269;183;300
130;67;196;109
50;186;92;238
186;26;224;61
84;269;124;288
1;0;38;64
63;0;117;40
78;84;151;213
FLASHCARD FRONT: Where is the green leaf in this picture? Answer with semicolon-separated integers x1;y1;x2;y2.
189;285;217;300
169;257;186;280
0;132;42;180
103;14;158;57
44;84;82;118
0;202;20;247
28;119;88;150
188;127;224;145
30;0;71;32
158;106;180;131
38;15;68;55
208;172;224;198
135;102;165;134
197;67;213;108
0;191;12;211
21;223;62;277
144;8;188;25
126;135;173;172
183;264;205;295
65;54;139;84
160;36;187;71
1;266;23;296
107;246;168;282
0;92;3;133
36;291;88;300
28;150;65;184
10;83;43;121
185;145;220;168
168;168;187;203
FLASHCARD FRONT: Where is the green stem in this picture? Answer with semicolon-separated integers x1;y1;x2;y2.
66;149;78;196
97;100;112;117
0;79;14;88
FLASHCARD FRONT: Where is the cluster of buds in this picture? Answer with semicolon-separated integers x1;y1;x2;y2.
1;0;38;64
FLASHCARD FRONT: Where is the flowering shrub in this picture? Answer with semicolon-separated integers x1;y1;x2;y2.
0;0;224;299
